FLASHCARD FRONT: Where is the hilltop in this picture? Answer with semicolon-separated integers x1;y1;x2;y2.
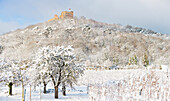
0;17;169;67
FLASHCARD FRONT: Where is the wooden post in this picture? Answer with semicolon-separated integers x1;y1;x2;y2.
22;80;24;101
30;85;31;101
39;84;41;101
24;89;26;101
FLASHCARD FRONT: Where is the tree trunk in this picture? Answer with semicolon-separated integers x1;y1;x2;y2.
43;82;47;94
62;83;66;96
33;83;36;91
54;86;59;99
87;84;89;94
51;68;62;99
8;82;13;96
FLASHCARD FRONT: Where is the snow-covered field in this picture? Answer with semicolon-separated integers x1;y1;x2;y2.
0;84;89;101
0;69;169;101
87;70;169;101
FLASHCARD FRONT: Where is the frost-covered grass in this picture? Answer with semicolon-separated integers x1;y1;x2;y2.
86;70;169;101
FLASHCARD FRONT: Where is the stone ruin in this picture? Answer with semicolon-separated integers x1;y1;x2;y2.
48;10;73;22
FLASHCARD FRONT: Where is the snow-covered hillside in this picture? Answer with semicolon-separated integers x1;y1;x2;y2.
0;17;169;67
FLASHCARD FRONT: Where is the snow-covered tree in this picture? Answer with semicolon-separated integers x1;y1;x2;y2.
0;59;16;95
0;59;28;96
143;53;149;67
30;58;51;94
17;60;32;101
33;45;84;99
0;58;31;100
128;55;138;65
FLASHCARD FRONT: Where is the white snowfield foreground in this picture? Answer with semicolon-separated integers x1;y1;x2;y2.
0;85;89;101
161;65;169;72
0;69;169;101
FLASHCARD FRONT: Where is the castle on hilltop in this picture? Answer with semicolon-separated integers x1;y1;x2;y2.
48;9;73;21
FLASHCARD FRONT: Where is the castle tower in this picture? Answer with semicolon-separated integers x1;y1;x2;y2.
48;9;74;22
60;11;73;19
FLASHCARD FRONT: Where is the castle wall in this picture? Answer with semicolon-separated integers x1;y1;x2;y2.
48;14;59;22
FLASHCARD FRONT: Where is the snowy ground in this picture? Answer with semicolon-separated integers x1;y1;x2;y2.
0;84;89;101
0;69;169;101
78;69;169;85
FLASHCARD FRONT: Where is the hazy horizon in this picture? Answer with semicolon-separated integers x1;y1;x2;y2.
0;0;170;34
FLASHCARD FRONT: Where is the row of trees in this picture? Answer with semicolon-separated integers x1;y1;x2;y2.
0;45;84;99
128;53;149;67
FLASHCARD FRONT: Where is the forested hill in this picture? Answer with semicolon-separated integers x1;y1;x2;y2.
0;17;169;67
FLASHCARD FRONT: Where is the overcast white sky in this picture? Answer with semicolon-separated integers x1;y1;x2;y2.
0;0;170;34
